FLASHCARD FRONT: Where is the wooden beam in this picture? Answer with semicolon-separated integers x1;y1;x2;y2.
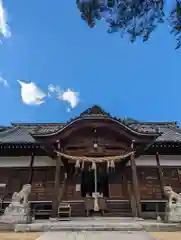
130;141;141;217
155;152;165;198
28;152;35;184
40;141;57;159
51;155;61;218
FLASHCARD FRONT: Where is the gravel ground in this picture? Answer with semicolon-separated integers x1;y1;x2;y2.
0;232;41;240
151;232;181;240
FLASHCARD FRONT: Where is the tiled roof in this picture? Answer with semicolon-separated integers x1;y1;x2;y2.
128;123;181;142
12;123;64;135
0;121;180;143
155;126;181;142
34;125;64;135
0;127;36;143
128;123;159;134
0;126;11;132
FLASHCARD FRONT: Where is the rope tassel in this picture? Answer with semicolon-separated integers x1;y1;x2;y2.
92;161;96;170
75;160;80;168
81;160;84;169
110;160;115;172
107;161;110;173
110;160;115;168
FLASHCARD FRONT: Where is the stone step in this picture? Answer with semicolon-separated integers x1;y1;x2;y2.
70;201;133;217
14;219;181;232
105;212;133;217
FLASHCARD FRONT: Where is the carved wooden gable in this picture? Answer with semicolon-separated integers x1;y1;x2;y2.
63;126;130;156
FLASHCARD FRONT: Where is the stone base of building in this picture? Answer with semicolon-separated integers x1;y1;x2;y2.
14;217;181;232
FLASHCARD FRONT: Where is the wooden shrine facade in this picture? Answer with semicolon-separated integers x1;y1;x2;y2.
0;105;181;218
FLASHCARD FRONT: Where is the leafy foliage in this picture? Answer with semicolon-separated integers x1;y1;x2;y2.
168;0;181;49
76;0;181;49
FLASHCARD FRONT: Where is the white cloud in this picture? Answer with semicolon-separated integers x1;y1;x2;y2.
0;76;9;87
57;89;79;110
47;84;61;98
47;92;52;97
0;0;11;39
48;84;61;93
17;80;46;105
48;84;56;94
17;80;80;110
48;84;80;111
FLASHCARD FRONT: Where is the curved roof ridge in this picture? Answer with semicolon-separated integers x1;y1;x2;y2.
12;122;64;126
135;121;178;126
33;115;159;137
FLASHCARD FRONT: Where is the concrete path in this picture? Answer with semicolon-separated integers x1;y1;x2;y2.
15;217;181;232
1;231;181;240
36;231;155;240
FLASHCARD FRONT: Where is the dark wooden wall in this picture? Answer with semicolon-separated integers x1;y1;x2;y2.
0;165;181;202
30;167;55;201
137;167;181;200
0;167;56;201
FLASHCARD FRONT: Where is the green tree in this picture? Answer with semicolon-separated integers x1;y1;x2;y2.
76;0;181;49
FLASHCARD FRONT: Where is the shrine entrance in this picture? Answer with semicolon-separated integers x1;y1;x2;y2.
80;162;109;216
55;150;135;215
80;163;109;198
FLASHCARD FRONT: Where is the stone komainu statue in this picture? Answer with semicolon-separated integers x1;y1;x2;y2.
1;184;32;223
11;184;32;205
163;186;181;222
164;186;181;205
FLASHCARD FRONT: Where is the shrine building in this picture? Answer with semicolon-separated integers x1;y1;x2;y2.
0;105;180;219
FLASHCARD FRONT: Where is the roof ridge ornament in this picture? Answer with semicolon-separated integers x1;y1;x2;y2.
80;104;111;117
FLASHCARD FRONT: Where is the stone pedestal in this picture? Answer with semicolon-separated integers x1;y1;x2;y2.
163;186;181;223
0;203;31;224
165;203;181;223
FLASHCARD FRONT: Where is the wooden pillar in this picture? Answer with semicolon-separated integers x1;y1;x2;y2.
156;152;165;198
28;152;35;184
130;141;141;217
177;168;181;183
59;172;68;201
122;172;126;196
60;158;68;200
51;155;61;218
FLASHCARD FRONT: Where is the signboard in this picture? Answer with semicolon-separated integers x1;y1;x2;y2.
75;184;81;192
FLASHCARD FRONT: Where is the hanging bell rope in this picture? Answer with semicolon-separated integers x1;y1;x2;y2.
110;160;115;168
55;150;135;162
81;160;84;169
91;161;96;170
75;159;80;168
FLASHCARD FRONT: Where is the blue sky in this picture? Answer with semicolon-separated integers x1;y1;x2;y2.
0;0;181;125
